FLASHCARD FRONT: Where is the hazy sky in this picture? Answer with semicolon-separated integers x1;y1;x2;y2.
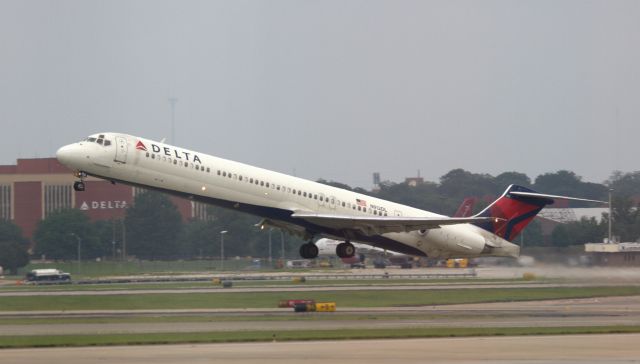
1;1;639;188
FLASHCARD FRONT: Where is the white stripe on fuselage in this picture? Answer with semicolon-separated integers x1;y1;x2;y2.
58;132;514;259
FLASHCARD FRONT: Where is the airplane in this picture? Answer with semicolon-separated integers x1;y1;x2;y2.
316;197;477;263
454;197;476;219
56;133;605;260
316;198;478;267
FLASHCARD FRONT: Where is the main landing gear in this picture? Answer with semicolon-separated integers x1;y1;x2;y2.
299;242;319;259
73;171;87;192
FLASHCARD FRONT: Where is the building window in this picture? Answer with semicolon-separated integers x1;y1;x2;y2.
0;185;11;220
44;185;72;217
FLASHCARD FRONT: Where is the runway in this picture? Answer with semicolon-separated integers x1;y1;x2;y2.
4;296;640;336
3;334;640;364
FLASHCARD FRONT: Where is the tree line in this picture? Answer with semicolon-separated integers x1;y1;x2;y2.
2;169;640;270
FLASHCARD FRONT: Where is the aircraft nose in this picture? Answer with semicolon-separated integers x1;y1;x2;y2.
56;144;78;167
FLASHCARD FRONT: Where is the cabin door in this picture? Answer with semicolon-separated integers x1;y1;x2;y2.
115;137;128;163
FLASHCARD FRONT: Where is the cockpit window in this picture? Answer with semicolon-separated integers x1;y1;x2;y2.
85;136;111;146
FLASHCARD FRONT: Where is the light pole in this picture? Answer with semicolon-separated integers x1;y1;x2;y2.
70;233;81;273
220;230;228;270
608;189;613;244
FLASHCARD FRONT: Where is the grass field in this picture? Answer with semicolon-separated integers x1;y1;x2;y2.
2;326;640;348
2;286;640;311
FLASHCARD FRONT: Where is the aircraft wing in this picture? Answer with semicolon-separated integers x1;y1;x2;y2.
291;212;498;236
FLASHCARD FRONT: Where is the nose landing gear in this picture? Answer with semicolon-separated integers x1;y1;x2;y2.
73;171;87;192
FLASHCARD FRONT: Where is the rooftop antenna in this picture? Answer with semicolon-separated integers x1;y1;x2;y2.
168;97;178;144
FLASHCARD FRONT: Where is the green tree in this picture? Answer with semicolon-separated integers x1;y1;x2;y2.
520;219;544;247
125;191;183;260
550;224;571;247
534;170;607;205
607;171;640;197
33;209;100;260
0;220;29;274
495;171;532;189
180;219;220;259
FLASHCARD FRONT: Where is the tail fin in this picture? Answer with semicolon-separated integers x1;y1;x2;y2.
473;185;606;241
473;185;553;241
453;197;476;217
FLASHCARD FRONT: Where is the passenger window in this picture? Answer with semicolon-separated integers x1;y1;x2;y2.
223;172;227;177
342;202;346;207
146;152;149;157
185;162;189;167
174;160;178;165
151;154;155;159
314;194;318;200
266;182;270;188
196;165;199;170
239;176;242;181
260;181;264;186
207;167;210;172
303;192;307;197
250;178;253;183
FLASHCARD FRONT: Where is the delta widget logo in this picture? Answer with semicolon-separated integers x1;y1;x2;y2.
136;141;147;151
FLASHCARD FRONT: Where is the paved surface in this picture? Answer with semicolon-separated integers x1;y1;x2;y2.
3;334;640;363
4;295;640;336
1;281;636;297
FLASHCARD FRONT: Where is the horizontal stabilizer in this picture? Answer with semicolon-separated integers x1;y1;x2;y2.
509;191;607;204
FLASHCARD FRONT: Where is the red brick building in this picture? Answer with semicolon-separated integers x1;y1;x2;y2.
0;158;208;241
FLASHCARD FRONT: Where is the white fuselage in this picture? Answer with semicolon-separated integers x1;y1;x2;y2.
56;132;519;259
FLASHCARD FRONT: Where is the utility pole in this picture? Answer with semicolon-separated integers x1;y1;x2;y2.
608;189;613;243
220;230;228;270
